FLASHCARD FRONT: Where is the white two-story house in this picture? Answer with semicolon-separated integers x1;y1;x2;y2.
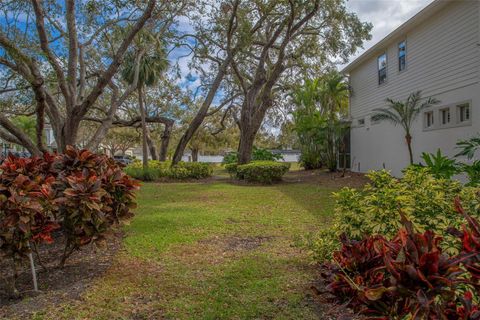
342;0;480;176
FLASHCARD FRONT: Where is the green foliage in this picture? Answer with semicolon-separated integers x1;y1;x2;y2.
460;161;480;187
421;149;459;179
456;134;480;160
125;160;212;180
124;166;161;181
235;161;290;184
252;147;283;162
225;163;238;177
222;152;238;165
169;162;213;180
223;148;282;165
310;168;480;262
292;79;327;170
292;72;349;171
11;116;37;144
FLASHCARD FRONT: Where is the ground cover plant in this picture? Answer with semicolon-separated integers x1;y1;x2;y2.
321;200;480;319
0;147;139;296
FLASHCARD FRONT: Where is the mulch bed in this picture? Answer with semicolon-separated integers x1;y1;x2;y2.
0;230;123;318
306;285;363;320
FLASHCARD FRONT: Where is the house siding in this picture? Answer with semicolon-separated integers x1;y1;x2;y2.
348;0;480;176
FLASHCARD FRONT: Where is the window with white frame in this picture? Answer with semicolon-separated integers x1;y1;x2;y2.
440;108;450;125
458;103;470;123
398;41;406;72
378;53;387;85
424;111;434;129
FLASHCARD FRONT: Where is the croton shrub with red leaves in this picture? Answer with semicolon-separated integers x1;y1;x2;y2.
0;147;139;293
322;200;480;320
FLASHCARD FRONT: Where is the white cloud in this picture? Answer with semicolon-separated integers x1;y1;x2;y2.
342;0;435;67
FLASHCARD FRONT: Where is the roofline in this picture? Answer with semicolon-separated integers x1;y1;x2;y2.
341;0;450;74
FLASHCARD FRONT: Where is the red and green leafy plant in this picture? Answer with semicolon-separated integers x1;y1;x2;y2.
56;171;109;266
322;205;480;319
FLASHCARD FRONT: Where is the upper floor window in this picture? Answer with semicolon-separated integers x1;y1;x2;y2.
458;103;470;123
378;53;387;85
398;41;406;72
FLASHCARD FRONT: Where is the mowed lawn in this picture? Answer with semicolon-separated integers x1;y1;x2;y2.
32;170;351;320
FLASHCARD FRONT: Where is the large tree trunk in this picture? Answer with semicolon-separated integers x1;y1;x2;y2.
146;131;158;160
171;56;233;166
159;123;172;161
138;86;149;169
237;102;265;164
238;130;256;164
191;148;199;162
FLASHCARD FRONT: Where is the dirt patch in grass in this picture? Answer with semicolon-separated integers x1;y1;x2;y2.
0;230;123;319
200;235;273;252
284;169;368;188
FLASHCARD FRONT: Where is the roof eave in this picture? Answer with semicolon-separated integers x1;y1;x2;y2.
341;0;450;74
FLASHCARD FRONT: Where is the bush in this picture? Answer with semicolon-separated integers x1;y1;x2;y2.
224;163;238;177
125;160;212;180
222;148;283;165
299;149;323;170
222;152;238;165
0;147;140;294
124;166;162;181
235;161;290;184
321;208;480;319
168;162;213;180
310;167;480;261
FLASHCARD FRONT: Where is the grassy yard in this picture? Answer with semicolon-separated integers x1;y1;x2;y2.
27;170;364;320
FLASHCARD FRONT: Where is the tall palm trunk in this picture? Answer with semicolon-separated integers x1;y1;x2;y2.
138;85;149;170
405;133;413;165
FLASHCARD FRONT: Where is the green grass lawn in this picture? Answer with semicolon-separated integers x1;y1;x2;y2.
34;173;343;320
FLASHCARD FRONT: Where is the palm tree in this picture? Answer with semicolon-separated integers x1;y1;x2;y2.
372;91;439;165
318;72;349;172
292;79;325;170
121;30;169;169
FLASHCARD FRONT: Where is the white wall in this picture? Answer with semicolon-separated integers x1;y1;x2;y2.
181;153;301;163
349;0;480;176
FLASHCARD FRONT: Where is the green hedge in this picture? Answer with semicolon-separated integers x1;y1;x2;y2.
125;160;212;181
235;161;290;184
169;162;213;179
225;163;238;177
